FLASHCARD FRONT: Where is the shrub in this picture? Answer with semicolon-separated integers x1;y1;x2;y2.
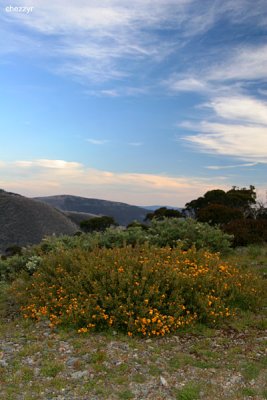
223;219;267;247
0;249;40;282
12;245;262;337
148;218;233;253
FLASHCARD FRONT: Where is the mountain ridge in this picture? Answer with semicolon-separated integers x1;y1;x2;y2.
35;195;148;226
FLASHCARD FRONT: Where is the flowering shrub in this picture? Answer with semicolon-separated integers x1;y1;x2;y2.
12;245;262;337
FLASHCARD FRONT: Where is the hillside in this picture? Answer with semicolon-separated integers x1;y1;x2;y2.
0;190;78;252
35;195;148;226
62;211;99;225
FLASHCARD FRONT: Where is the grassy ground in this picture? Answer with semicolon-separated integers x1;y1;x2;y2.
0;245;266;400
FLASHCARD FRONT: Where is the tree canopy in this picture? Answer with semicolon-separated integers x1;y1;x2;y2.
145;207;182;221
185;186;257;224
80;216;117;232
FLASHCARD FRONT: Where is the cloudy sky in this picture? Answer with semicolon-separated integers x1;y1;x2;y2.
0;0;267;206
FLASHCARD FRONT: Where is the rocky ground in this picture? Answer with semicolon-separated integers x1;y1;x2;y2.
0;314;266;400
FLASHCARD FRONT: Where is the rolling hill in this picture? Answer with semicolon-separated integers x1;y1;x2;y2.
35;195;148;226
0;190;78;252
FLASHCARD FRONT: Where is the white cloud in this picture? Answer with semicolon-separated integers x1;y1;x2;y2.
206;163;258;170
184;121;267;163
181;95;267;163
14;159;82;169
207;96;267;125
166;77;208;92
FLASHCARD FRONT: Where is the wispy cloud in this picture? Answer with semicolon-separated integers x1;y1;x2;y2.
2;0;190;83
166;42;267;97
86;138;109;145
181;95;267;163
14;159;82;169
3;0;265;87
128;142;143;146
207;44;267;82
206;163;258;170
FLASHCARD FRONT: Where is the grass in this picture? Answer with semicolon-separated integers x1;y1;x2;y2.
40;359;65;377
175;382;201;400
118;389;135;399
241;361;261;381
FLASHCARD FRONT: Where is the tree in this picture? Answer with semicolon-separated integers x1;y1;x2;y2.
80;216;117;233
145;207;182;221
185;186;257;221
197;204;243;225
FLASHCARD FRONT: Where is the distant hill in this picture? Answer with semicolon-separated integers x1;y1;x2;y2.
35;195;148;226
0;190;78;252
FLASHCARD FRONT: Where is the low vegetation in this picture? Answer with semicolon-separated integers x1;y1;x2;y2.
0;185;266;398
7;241;265;338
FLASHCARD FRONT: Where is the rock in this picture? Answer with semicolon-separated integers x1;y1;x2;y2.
66;357;79;367
160;376;168;387
0;359;8;367
70;370;89;379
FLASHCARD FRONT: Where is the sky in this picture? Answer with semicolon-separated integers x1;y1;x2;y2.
0;0;267;207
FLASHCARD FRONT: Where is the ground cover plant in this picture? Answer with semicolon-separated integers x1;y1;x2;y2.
12;244;263;337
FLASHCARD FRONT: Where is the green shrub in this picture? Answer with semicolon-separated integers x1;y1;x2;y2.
13;245;263;337
149;218;232;253
0;251;39;282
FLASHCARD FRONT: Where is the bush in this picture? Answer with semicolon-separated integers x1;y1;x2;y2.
148;218;233;253
223;219;267;247
12;245;262;337
0;247;41;282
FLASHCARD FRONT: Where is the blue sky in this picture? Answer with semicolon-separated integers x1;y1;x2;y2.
0;0;267;206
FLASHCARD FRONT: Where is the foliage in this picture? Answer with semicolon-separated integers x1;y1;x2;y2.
3;245;22;257
148;218;233;253
12;245;263;337
0;217;233;283
145;207;182;221
80;216;117;232
51;218;233;254
185;186;257;220
223;219;267;247
197;204;243;225
126;221;148;230
184;185;267;246
0;251;37;282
